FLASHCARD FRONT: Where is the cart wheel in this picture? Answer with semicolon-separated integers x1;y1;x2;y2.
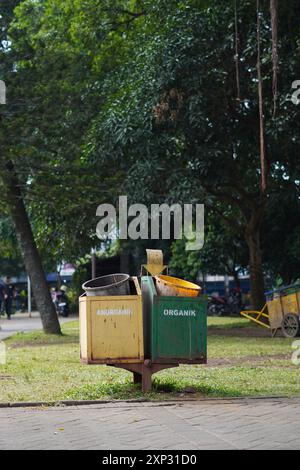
281;314;300;338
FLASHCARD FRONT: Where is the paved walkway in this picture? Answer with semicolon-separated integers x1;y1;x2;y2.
0;312;75;341
0;399;299;450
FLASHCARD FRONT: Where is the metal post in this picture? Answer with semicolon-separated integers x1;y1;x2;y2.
224;274;230;296
0;86;6;330
0;82;5;330
27;276;32;318
91;248;97;279
0;80;6;105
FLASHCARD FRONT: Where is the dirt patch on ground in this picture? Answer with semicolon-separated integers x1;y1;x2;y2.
205;354;289;368
208;327;283;338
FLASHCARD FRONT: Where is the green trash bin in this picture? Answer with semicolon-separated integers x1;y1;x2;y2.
141;276;207;364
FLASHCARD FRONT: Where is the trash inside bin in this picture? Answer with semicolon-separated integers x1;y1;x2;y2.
82;273;130;297
155;275;201;297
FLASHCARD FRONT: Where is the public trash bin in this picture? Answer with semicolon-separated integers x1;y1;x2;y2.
258;284;300;337
80;277;144;364
281;288;299;316
265;290;283;330
82;273;130;297
141;276;207;364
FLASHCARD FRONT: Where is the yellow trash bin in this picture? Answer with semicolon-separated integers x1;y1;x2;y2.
79;277;144;364
267;295;284;330
282;293;299;315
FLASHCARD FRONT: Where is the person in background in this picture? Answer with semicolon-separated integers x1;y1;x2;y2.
4;276;15;320
50;287;57;302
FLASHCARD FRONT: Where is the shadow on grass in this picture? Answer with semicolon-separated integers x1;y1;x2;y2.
152;377;242;398
67;377;243;400
67;380;147;400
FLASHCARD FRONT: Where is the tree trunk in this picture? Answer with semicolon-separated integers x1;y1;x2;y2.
3;163;61;335
245;211;265;310
257;0;268;194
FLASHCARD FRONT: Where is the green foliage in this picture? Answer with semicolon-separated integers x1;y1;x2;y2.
82;0;300;285
0;217;24;276
0;0;299;287
263;184;300;284
71;261;91;298
170;212;248;281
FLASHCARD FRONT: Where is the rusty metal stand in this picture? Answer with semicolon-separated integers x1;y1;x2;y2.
109;360;179;393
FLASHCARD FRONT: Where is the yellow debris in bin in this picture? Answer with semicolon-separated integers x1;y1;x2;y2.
155;275;201;297
79;277;144;364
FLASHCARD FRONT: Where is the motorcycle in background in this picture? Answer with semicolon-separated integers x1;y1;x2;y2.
208;288;243;316
51;285;70;317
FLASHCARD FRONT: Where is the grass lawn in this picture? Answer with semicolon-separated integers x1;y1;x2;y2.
0;318;299;403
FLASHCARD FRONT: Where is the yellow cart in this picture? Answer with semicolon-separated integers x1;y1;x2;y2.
240;284;300;338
